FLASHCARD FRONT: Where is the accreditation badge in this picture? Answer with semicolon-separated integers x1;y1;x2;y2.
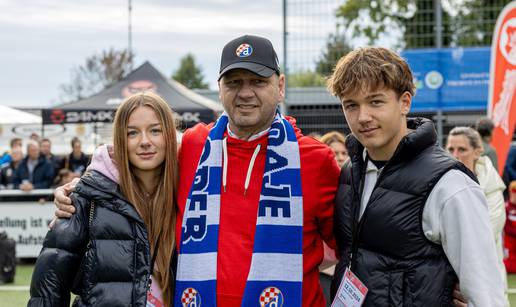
331;268;368;307
146;290;164;307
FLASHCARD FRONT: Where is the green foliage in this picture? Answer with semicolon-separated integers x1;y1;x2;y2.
59;48;133;103
335;0;416;48
172;53;208;89
316;34;352;77
334;0;506;49
288;70;326;87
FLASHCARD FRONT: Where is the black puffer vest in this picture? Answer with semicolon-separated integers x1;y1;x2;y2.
331;118;476;306
29;171;176;307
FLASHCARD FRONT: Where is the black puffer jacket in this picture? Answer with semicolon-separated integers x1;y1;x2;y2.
28;170;176;307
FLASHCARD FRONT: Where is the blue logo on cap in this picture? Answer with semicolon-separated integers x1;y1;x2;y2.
236;44;253;57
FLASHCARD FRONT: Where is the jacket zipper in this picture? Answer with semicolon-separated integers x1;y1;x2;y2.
351;141;407;269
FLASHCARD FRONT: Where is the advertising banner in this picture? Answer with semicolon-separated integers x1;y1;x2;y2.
42;108;214;128
488;1;516;174
402;47;490;112
0;202;54;258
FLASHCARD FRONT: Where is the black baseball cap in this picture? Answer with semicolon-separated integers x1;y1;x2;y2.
218;35;280;80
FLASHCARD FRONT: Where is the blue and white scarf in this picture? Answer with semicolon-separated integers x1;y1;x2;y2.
175;112;303;307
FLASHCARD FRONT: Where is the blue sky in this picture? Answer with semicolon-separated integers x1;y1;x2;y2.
0;0;284;107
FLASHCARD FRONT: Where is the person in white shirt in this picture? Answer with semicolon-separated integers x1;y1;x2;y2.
327;47;504;307
447;126;508;306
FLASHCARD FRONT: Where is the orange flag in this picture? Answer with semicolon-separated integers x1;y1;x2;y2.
489;1;516;174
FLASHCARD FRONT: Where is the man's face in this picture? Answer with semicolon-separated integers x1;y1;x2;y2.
218;69;284;138
40;141;51;156
73;141;81;154
27;144;40;160
340;87;411;160
12;140;22;149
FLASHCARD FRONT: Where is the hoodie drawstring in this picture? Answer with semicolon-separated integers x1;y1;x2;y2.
222;138;261;196
223;137;228;192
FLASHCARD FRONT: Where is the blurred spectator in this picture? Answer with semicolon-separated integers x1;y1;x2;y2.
320;131;348;168
0;147;23;189
476;117;499;171
40;138;63;180
11;138;22;148
504;144;516;184
63;137;90;176
52;169;79;188
13;140;54;191
504;181;516;273
447;127;508;303
307;131;322;140
30;132;40;142
0;138;22;168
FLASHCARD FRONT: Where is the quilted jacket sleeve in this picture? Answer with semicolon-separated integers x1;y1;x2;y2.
27;192;90;307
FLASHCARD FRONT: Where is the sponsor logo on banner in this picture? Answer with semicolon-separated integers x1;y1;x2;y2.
259;287;284;307
11;124;65;137
42;109;114;124
179;112;201;123
122;80;158;98
50;109;65;124
181;288;201;307
65;110;114;123
424;71;444;89
488;2;516;173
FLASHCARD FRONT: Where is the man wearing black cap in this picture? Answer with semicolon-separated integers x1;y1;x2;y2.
171;34;339;306
53;35;340;306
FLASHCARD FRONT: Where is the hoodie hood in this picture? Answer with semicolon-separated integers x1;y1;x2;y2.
86;144;119;184
285;115;303;139
476;155;506;194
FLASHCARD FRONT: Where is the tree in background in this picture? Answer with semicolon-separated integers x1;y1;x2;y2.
59;48;133;103
315;34;352;77
334;0;507;49
287;34;351;88
335;0;416;49
172;53;208;89
288;70;326;87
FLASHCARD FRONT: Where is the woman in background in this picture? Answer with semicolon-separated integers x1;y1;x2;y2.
320;131;348;168
446;126;508;306
63;137;90;176
29;92;178;306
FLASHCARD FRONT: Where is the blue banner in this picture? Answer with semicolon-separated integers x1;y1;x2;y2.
401;47;490;112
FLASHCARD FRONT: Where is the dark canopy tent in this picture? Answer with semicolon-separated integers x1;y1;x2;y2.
43;61;222;128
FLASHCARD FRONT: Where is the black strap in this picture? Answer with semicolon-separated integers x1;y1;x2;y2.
349;156;368;270
149;231;161;277
147;231;162;292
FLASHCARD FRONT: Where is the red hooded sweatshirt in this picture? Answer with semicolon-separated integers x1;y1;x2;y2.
176;116;340;306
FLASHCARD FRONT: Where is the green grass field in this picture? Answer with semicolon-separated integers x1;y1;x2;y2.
2;264;516;306
0;264;33;306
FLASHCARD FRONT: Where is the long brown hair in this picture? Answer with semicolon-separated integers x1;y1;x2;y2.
112;92;178;306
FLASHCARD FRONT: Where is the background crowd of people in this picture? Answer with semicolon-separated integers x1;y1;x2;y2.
0;136;90;191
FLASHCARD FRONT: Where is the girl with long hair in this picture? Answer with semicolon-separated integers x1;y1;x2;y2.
29;92;178;306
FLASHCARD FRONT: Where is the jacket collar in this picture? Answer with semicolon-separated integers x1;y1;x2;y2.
346;117;438;166
77;170;144;224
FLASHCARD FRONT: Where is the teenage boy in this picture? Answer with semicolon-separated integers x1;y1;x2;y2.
328;47;504;306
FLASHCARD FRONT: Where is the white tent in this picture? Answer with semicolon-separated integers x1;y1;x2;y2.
0;105;41;124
